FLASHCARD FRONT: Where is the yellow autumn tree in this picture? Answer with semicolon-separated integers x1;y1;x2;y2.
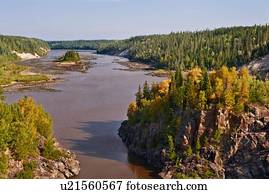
18;97;53;138
188;67;202;83
157;80;170;96
239;66;250;103
127;101;138;120
215;78;224;103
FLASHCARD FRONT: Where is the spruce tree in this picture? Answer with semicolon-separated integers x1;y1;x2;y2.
136;85;143;108
143;81;150;100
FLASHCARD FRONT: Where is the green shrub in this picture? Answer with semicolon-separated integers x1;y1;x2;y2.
174;171;200;179
167;135;177;161
0;121;9;152
184;145;193;157
0;152;8;178
213;128;222;143
203;168;216;178
42;138;62;160
17;97;53;139
249;79;269;105
16;161;37;179
195;138;201;154
12;122;38;160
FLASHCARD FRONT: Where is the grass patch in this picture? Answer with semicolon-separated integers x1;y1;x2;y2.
149;69;171;77
13;75;49;83
0;64;48;85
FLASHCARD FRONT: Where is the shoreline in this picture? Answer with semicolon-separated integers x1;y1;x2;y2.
2;78;62;92
2;51;94;92
113;59;170;78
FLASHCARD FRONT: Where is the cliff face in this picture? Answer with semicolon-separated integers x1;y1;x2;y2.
119;104;269;178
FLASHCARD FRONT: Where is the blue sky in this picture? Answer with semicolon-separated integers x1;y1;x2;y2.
0;0;268;40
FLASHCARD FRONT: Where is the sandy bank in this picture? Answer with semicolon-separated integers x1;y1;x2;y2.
12;51;40;60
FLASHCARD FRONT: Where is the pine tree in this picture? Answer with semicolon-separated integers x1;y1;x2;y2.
200;70;210;91
143;81;150;100
175;67;183;88
136;85;143;108
198;91;207;110
185;79;197;109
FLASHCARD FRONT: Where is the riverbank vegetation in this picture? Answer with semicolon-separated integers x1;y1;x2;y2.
0;64;49;86
0;35;49;64
0;35;50;87
98;25;269;70
0;92;63;178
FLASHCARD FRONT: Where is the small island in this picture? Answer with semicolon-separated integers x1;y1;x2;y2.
57;50;80;63
56;50;89;72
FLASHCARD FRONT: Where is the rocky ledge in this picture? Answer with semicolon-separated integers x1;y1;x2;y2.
119;104;269;179
5;139;80;179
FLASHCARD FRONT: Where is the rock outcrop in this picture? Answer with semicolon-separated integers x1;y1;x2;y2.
248;54;269;79
4;139;80;179
119;104;269;178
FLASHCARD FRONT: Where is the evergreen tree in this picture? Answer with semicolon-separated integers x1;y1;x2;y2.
143;81;151;100
175;67;183;88
136;85;143;108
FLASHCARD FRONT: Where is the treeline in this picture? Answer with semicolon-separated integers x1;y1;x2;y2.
98;25;269;70
48;40;114;50
0;92;63;178
129;67;269;126
0;35;49;64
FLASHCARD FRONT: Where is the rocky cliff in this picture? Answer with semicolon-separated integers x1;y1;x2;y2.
119;104;269;178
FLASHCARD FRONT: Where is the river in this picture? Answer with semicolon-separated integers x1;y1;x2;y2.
5;50;164;178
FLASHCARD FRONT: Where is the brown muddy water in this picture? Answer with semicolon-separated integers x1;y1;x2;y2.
5;50;164;178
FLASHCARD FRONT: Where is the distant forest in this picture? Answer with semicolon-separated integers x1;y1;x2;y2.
97;25;269;70
48;40;114;50
48;25;269;70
